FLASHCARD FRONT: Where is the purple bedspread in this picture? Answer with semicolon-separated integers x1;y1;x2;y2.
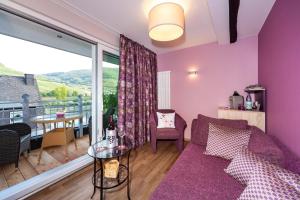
151;144;245;200
151;114;300;200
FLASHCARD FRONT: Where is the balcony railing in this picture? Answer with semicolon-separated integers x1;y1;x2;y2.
0;94;91;138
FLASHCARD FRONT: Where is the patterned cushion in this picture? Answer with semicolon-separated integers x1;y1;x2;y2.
225;148;300;190
156;112;175;128
204;123;251;160
256;162;300;193
225;148;267;185
191;114;248;146
276;170;300;193
238;167;300;200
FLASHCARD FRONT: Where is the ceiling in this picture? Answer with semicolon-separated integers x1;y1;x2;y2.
10;0;276;54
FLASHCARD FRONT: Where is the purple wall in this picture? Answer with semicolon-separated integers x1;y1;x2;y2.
259;0;300;157
158;37;258;139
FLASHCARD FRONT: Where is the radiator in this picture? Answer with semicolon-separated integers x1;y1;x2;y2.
157;71;171;109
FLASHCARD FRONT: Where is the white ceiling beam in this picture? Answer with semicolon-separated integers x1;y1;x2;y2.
207;0;276;45
207;0;230;45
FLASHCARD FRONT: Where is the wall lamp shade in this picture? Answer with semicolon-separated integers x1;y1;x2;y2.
148;2;185;42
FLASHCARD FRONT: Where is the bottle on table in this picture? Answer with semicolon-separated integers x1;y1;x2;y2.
107;115;115;130
245;93;252;110
106;115;117;148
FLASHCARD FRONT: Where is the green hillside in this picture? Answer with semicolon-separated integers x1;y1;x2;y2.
42;70;92;87
42;68;119;94
0;63;119;99
37;78;89;95
103;68;119;94
43;68;118;86
0;63;23;76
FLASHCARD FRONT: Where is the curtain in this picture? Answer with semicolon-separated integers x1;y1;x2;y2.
118;34;157;148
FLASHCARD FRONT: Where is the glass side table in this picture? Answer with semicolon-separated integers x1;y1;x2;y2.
88;138;132;200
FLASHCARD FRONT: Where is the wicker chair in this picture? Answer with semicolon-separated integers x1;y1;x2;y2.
0;130;20;168
0;123;31;168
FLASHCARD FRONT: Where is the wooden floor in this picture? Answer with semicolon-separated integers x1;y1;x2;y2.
0;135;89;191
27;141;182;200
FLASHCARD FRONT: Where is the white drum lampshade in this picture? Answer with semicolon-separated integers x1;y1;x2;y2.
148;2;185;42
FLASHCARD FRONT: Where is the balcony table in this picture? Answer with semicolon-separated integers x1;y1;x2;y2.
31;113;82;163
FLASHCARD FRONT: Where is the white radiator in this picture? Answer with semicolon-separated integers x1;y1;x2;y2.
157;71;171;109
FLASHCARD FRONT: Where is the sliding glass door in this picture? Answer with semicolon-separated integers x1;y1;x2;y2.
102;51;119;137
0;8;98;197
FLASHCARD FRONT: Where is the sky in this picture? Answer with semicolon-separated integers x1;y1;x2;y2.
0;34;118;74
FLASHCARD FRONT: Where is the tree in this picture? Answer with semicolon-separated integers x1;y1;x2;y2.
53;86;68;100
72;90;78;97
103;93;118;112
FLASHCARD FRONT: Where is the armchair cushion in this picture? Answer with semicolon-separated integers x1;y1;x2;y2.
157;112;175;128
152;109;175;123
20;134;31;143
157;128;179;139
20;134;31;154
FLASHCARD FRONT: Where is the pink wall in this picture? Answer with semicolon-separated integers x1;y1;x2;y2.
158;37;258;139
258;0;300;157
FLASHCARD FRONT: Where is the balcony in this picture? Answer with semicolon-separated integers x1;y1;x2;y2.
0;95;91;191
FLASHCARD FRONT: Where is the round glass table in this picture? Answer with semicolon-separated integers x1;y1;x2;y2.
88;138;132;200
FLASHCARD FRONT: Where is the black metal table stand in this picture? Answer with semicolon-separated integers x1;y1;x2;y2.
91;151;131;200
127;152;130;200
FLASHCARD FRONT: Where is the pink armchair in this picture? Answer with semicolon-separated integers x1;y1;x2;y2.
150;109;187;153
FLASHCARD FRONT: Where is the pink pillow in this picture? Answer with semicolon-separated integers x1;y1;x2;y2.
156;112;175;128
191;114;248;146
225;148;300;191
225;148;268;185
204;123;251;160
238;167;300;200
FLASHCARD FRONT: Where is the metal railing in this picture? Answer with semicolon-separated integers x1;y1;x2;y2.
0;94;91;137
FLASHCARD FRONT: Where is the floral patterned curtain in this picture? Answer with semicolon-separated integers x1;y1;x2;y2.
117;34;157;148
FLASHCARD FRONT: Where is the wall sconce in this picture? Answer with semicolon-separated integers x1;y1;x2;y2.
187;70;198;76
